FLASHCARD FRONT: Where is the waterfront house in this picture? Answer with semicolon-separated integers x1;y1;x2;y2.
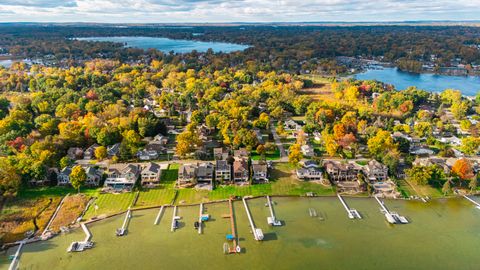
215;160;231;183
364;160;388;183
324;160;362;182
141;162;162;187
197;162;214;187
178;163;198;187
252;160;268;183
104;164;139;190
233;158;249;183
57;166;72;186
296;161;322;181
84;144;99;160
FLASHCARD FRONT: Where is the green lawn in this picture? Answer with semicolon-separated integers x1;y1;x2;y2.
83;192;136;220
160;163;180;188
251;148;281;161
136;188;176;207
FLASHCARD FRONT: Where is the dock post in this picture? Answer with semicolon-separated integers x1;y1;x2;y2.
198;203;203;234
171;206;178;232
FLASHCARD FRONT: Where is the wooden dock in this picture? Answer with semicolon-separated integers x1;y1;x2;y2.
226;199;240;254
67;223;94;253
154;205;165;225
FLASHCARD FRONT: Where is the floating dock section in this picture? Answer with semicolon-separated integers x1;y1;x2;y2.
242;197;264;241
462;195;480;209
8;241;24;270
171;206;180;232
266;196;282;226
374;196;409;224
67;223;94;252
337;194;362;219
154;205;165;225
116;208;132;236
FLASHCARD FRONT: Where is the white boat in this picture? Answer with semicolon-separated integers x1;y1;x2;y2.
67;241;94;252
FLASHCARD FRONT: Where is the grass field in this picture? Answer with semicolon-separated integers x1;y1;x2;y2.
251;148;281;161
83;192;137;220
49;194;90;232
136;188;176;207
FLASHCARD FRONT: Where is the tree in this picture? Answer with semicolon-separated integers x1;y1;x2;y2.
442;180;451;195
70;165;86;193
256;144;266;157
59;156;72;169
95;146;108;160
0;158;21;197
451;101;469;120
253;113;270;129
324;135;339;157
367;129;396;158
452;158;474;181
414;122;432;138
288;143;303;166
461;137;480;155
469;177;478;192
405;165;432;185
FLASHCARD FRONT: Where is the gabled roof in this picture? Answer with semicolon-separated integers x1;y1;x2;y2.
142;162;160;174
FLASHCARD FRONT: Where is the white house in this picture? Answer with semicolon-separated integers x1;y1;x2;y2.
104;164;139;190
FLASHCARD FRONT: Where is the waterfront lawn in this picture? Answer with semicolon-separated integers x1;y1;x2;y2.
175;189;210;204
160;163;180;188
209;184;273;200
136;188;177;207
404;178;444;198
251;148;281;161
83;192;137;220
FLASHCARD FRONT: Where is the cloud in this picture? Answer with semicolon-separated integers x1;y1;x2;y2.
0;0;479;22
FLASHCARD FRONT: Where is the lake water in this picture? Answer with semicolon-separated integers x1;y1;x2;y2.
77;36;249;53
2;196;480;270
354;67;480;96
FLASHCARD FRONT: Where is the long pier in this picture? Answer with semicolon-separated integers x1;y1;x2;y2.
154;205;165;225
171;206;179;232
242;197;263;241
227;199;240;254
42;194;69;236
266;196;282;226
198;203;204;234
8;241;24;270
374;196;409;224
337;194;362;219
462;195;480;209
116;208;132;236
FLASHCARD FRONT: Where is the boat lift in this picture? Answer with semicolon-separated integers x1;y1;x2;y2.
337;194;362;219
116;208;132;236
374;196;409;224
266;196;282;226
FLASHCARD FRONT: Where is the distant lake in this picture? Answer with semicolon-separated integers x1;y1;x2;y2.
77;36;249;53
354;67;480;96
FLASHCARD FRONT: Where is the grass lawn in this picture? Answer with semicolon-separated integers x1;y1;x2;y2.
175;189;210;204
160;163;180;188
251;148;281;161
83;192;137;220
395;178;416;198
404;178;444;198
136;188;176;207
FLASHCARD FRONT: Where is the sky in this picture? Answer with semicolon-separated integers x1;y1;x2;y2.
0;0;480;23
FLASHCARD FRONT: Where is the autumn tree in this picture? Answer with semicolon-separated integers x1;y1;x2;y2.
288;143;303;166
95;146;108;160
0;158;21;197
367;129;397;158
452;158;474;181
70;165;86;193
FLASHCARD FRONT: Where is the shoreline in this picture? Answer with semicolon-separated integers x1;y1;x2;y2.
0;193;464;251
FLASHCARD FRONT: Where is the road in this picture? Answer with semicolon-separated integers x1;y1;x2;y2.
270;123;288;162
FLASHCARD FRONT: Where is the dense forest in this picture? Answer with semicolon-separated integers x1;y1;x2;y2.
1;24;480;73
